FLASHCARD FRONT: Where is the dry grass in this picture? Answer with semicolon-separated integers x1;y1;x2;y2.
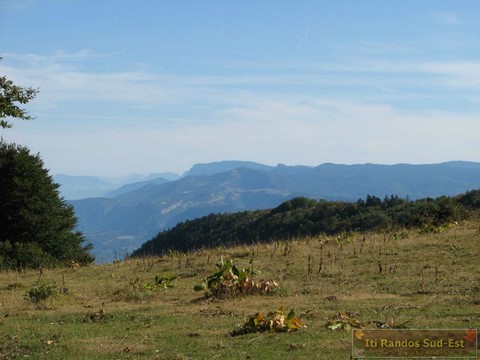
1;222;479;359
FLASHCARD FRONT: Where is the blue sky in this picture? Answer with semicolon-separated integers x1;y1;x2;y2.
1;0;479;176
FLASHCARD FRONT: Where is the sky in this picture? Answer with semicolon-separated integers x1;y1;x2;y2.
1;0;479;176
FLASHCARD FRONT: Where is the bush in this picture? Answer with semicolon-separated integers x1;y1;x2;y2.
26;282;59;305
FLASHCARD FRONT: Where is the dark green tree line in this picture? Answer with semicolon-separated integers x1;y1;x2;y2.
132;191;479;257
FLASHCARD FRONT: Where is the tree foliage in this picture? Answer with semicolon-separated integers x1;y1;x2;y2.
0;60;93;269
0;141;94;269
132;191;479;257
0;59;38;129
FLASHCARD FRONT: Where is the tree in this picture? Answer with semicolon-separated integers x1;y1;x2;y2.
0;141;94;269
0;59;93;269
1;58;38;129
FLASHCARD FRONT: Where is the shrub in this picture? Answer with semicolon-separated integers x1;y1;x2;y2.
26;282;59;305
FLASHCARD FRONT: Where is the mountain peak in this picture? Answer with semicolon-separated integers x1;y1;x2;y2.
183;160;273;177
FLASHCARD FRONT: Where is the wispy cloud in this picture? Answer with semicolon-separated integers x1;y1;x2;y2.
3;50;126;64
2;49;479;134
431;11;465;26
419;61;480;88
2;49;479;120
0;52;170;109
297;22;310;48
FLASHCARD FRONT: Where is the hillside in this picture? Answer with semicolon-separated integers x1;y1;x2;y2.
132;190;480;256
1;223;479;359
67;161;480;262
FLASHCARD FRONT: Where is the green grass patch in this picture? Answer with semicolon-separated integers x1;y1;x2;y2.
0;223;479;359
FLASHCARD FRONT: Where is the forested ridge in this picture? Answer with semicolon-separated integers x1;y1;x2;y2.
132;190;480;257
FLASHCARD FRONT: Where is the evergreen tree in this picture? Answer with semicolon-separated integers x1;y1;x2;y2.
0;60;93;269
0;141;94;269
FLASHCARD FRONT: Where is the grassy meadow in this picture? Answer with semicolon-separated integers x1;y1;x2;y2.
1;222;479;359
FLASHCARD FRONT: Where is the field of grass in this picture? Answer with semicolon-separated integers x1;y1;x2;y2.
1;222;479;359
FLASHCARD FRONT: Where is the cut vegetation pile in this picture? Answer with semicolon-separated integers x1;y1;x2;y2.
193;257;278;299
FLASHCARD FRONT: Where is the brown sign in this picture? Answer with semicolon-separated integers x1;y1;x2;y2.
352;329;477;358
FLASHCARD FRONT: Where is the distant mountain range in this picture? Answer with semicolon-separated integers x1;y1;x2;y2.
60;160;480;262
54;172;180;200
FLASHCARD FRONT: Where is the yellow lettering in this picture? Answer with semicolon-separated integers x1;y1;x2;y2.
365;339;377;348
423;339;444;348
448;339;466;348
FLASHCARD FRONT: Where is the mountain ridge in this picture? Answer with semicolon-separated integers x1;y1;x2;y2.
65;160;480;262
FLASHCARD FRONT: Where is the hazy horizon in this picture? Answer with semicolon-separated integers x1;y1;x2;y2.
52;159;480;179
